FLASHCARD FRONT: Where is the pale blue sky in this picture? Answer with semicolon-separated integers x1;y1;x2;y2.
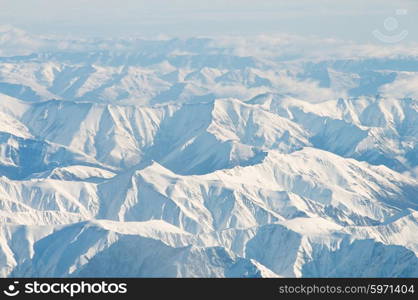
0;0;417;42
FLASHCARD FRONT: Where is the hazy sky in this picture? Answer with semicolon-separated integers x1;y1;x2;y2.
0;0;417;42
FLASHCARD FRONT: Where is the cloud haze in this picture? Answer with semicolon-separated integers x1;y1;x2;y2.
0;0;417;43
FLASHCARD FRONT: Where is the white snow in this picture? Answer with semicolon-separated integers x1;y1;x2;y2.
0;36;418;277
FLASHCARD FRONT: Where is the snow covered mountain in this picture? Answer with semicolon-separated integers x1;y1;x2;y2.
1;32;418;277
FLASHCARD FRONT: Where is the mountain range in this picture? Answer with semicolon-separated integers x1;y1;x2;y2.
0;32;418;277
